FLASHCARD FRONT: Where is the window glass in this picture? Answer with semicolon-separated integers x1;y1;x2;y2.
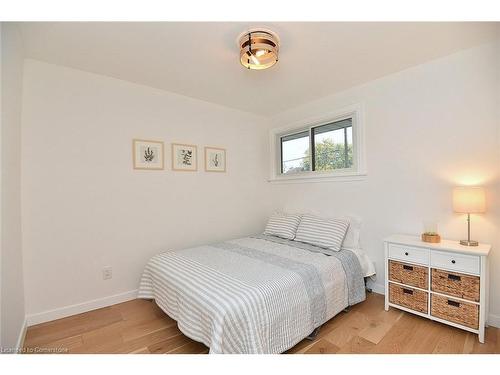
281;131;310;174
312;119;353;171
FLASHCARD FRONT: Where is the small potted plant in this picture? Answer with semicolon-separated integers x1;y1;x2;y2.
421;231;441;243
421;221;441;243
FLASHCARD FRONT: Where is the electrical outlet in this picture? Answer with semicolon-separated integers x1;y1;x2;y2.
103;266;112;280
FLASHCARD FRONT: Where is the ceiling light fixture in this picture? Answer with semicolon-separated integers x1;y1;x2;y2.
237;29;279;70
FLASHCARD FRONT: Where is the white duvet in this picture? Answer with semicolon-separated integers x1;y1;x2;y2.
138;236;352;353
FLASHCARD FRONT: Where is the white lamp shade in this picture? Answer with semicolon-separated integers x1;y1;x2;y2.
453;186;486;214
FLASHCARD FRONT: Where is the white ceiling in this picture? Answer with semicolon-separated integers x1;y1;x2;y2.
19;22;499;116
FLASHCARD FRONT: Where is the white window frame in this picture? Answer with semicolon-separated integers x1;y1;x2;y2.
269;103;366;183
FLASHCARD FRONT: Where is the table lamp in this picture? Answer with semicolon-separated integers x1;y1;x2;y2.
452;186;486;246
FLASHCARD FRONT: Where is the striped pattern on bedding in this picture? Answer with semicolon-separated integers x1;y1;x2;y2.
294;214;350;252
263;213;301;239
138;252;270;353
255;234;366;305
138;236;350;353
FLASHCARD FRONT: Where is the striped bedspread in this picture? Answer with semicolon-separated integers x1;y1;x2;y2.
138;236;365;354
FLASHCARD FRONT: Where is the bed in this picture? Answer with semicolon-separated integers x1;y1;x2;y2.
138;234;372;354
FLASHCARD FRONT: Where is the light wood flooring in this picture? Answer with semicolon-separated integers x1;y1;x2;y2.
23;293;500;354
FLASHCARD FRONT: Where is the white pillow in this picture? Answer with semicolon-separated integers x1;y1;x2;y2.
343;246;376;278
341;216;361;250
294;214;350;251
263;213;302;240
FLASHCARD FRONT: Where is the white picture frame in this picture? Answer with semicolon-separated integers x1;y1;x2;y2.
172;143;198;171
133;139;164;170
205;147;226;172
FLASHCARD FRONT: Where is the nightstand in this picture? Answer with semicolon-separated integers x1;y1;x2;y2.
384;234;491;343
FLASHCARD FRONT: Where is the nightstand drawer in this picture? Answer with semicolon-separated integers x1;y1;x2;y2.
431;294;479;329
388;244;429;265
431;268;480;302
389;283;428;314
389;260;428;289
430;250;480;275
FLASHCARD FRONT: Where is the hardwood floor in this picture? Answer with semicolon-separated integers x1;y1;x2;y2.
23;293;499;354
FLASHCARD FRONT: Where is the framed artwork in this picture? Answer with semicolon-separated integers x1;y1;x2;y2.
205;147;226;172
172;143;198;171
133;139;164;170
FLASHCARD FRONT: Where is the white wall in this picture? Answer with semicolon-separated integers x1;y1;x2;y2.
268;41;500;321
21;60;272;320
1;23;26;348
15;34;500;329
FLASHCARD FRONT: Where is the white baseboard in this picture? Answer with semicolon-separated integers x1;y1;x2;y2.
367;282;385;295
366;283;500;329
488;313;500;328
26;289;138;326
15;317;28;351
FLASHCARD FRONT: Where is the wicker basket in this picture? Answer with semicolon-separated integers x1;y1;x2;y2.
389;260;428;289
431;294;479;329
431;269;480;302
389;283;428;313
421;233;441;243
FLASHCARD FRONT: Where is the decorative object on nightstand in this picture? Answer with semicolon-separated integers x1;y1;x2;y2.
384;234;490;343
421;220;441;243
421;232;441;243
453;186;486;246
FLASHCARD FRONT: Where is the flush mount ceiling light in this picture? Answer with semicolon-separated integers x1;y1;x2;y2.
237;29;279;70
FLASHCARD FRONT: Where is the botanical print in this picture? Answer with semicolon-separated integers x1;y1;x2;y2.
205;147;226;172
178;149;193;166
210;152;220;167
172;143;197;171
133;139;164;170
141;145;158;163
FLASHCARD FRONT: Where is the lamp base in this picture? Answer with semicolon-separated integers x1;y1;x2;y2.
460;239;479;246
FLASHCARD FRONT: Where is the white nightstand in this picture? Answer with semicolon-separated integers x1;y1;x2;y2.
384;234;491;343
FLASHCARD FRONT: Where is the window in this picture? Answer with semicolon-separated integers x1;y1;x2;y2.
271;106;365;182
280;118;353;175
280;131;309;174
312;119;353;172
